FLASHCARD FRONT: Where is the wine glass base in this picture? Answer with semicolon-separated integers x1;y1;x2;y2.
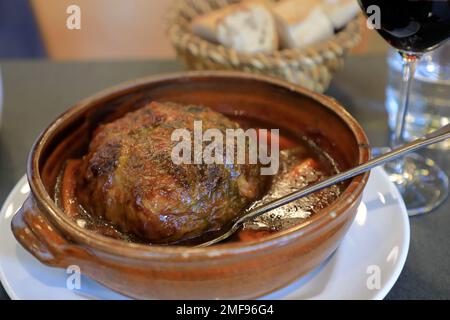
381;152;449;216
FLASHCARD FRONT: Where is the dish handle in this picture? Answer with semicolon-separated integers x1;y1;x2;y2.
11;196;92;267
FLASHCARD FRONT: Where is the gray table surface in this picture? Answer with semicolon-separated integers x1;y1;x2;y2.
0;55;448;300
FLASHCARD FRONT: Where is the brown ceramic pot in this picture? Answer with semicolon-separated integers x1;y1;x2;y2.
11;72;370;299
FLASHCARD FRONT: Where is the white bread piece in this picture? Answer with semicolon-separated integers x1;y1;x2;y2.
191;0;278;54
273;0;334;49
322;0;360;29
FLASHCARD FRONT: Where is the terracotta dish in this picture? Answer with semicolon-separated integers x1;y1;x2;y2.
11;72;370;299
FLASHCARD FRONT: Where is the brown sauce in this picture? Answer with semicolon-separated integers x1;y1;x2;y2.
55;118;343;246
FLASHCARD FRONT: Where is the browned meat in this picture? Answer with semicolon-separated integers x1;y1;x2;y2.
76;102;266;244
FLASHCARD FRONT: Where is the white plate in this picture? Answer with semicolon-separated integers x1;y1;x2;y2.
0;167;409;300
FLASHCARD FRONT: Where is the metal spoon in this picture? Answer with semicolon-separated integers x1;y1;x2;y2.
195;124;450;247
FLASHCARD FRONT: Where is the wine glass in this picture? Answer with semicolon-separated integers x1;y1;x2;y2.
358;0;450;215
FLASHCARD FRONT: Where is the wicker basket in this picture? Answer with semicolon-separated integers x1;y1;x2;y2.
166;0;362;92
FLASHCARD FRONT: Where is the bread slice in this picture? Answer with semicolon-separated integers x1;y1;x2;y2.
191;0;278;54
322;0;360;29
273;0;334;49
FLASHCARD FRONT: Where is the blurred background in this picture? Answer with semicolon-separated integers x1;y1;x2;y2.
0;0;387;60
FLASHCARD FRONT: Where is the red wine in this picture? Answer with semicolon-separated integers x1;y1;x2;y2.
358;0;450;53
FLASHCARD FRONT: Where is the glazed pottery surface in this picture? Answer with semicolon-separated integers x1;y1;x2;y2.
11;72;370;299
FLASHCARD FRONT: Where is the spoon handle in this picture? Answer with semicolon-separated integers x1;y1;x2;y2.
196;124;449;247
237;123;450;224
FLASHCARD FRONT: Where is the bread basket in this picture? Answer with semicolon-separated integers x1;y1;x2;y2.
166;0;362;92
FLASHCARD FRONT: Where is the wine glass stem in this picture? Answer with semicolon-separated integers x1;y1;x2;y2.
391;52;421;149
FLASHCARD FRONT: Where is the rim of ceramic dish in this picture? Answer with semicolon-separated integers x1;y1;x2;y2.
26;71;371;260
